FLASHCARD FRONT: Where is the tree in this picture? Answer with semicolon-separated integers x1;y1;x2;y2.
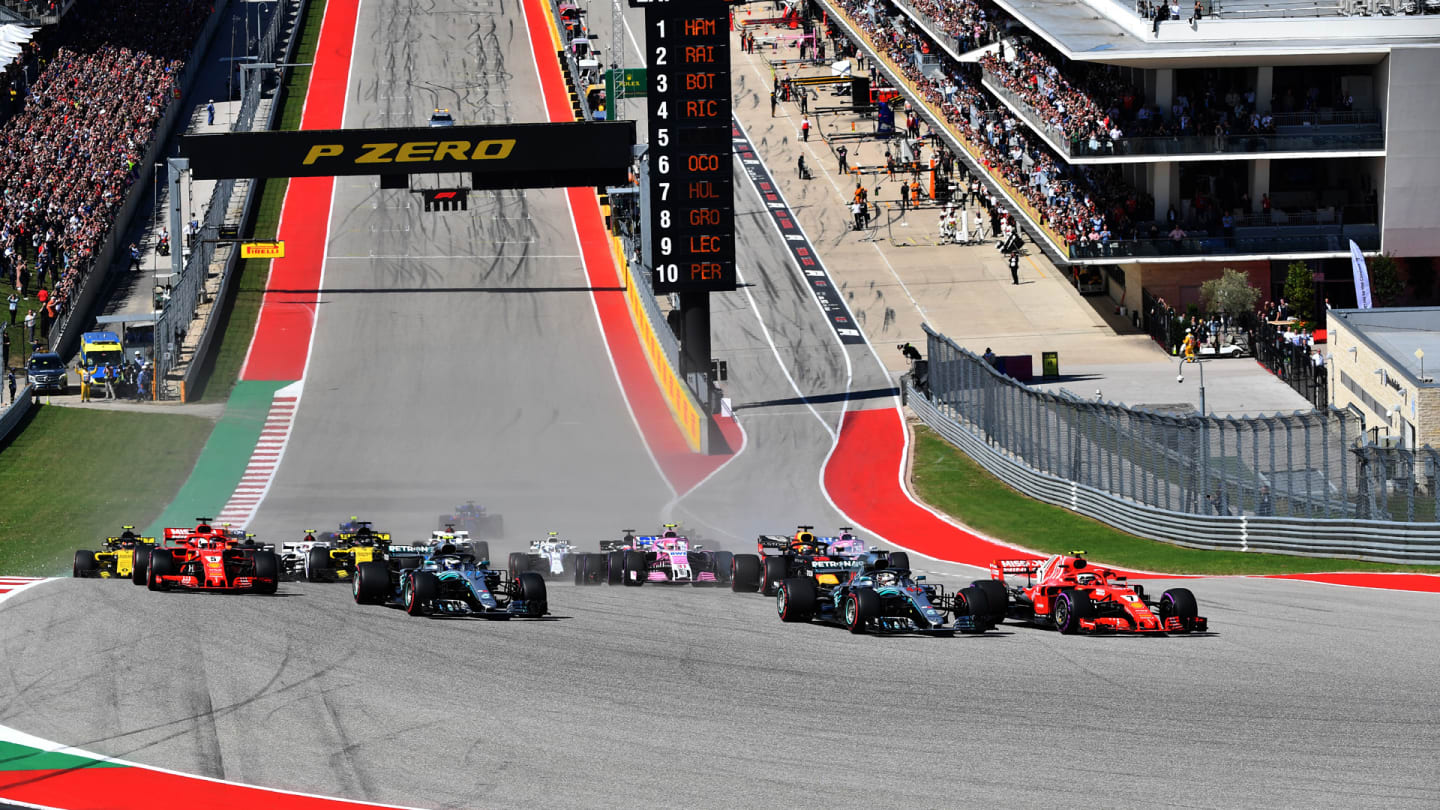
1283;260;1315;323
1368;253;1403;307
1200;268;1261;317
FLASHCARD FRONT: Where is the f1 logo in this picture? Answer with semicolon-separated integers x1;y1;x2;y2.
422;188;468;212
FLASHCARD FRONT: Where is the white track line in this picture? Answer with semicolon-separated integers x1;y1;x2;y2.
0;577;53;607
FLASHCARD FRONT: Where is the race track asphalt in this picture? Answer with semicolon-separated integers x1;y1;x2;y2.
1;0;1437;808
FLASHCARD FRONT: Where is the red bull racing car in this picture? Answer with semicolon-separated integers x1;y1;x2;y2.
139;518;280;594
732;527;903;596
989;553;1207;634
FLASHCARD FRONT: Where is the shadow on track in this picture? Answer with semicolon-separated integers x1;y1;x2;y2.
731;385;899;411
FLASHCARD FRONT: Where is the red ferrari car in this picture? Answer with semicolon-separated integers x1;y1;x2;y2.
989;553;1206;634
141;519;279;594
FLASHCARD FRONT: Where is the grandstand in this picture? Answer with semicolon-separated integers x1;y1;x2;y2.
817;0;1440;323
0;0;211;377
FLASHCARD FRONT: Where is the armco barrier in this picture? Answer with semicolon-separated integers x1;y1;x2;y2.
907;381;1440;564
0;385;34;446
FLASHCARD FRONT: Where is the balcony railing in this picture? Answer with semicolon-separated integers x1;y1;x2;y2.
983;72;1385;159
1067;227;1380;259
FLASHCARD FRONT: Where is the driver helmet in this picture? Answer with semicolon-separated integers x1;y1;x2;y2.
441;556;463;570
873;571;898;588
1075;572;1099;586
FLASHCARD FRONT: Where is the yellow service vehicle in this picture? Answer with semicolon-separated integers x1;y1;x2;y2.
73;528;157;580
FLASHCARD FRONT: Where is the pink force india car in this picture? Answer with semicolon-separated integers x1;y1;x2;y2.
574;526;733;586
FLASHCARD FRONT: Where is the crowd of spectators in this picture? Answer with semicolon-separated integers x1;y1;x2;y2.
891;0;996;54
0;0;209;338
830;0;1151;256
978;40;1277;153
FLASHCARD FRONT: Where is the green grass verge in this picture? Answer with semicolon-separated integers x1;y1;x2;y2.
0;406;213;575
190;0;326;401
909;424;1440;575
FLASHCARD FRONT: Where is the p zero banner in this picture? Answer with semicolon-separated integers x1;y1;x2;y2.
179;122;635;187
1349;240;1373;309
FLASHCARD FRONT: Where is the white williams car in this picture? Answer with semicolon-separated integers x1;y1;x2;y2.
508;532;579;579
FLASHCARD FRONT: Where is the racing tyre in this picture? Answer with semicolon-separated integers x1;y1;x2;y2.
131;547;150;585
472;541;490;564
72;551;99;578
353;561;389;604
579;553;603;586
515;571;548;615
956;587;991;630
731;554;761;592
404;572;439;616
606;551;624;585
778;578;818;622
1159;588;1199;632
252;551;279;594
761;557;787;597
305;548;331;582
888;551;911;573
1053;588;1091;634
710;551;733;584
508;553;527;577
147;550;175;592
970;579;1009;624
844;589;879;634
623;550;646;587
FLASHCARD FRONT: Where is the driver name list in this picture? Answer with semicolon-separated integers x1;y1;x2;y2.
644;1;736;293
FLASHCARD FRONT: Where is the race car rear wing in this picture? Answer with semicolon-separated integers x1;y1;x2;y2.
756;535;790;555
991;559;1043;583
337;531;391;543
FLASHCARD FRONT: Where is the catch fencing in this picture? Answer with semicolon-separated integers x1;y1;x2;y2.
910;324;1440;562
155;0;303;394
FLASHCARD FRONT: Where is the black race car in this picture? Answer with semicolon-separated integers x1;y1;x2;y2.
438;500;504;539
776;567;994;635
731;526;907;596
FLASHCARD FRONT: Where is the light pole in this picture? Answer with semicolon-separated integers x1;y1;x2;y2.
1177;356;1205;415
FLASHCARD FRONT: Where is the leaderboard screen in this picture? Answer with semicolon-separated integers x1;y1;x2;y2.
643;0;736;293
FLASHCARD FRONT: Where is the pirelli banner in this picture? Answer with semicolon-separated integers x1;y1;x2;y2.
180;122;636;188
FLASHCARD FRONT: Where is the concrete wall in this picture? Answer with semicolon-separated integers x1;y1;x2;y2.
1380;47;1440;259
